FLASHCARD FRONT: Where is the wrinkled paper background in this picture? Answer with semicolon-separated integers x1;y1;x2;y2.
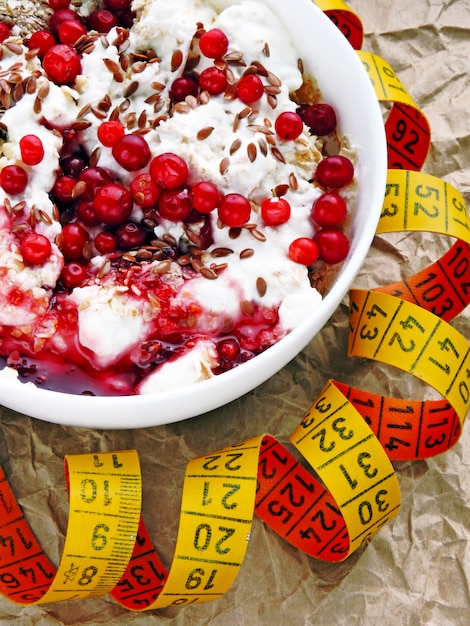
1;0;470;624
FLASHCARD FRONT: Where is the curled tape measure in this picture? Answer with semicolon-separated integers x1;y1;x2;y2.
0;451;141;605
1;0;469;612
356;51;431;171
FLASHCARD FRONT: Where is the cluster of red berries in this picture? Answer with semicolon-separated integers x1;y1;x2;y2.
0;134;45;204
168;27;306;143
0;3;355;290
260;150;353;267
153;28;353;268
24;0;135;85
288;152;354;266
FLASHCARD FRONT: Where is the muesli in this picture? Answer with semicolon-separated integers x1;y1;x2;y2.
0;0;357;395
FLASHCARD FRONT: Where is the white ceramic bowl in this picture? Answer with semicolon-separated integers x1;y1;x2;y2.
0;0;386;428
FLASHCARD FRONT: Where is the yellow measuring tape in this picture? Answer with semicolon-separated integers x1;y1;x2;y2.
1;0;469;612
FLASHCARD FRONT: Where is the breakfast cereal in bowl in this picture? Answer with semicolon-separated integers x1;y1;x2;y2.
0;0;386;426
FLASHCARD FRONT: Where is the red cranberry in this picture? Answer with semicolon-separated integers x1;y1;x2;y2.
93;183;133;225
20;233;52;265
199;28;229;59
169;76;199;102
115;221;147;249
97;120;125;147
274;112;304;141
288;237;319;265
19;134;45;166
218;193;251;227
61;222;89;261
158;188;193;222
112;134;151;172
261;197;291;226
48;0;71;10
52;175;76;204
104;0;132;10
94;231;117;254
0;164;28;195
48;9;81;37
217;337;240;361
130;173;161;207
314;155;354;189
149;153;188;189
43;44;82;85
0;23;11;43
311;192;347;227
61;262;88;288
78;166;113;200
190;181;220;214
198;67;227;96
236;74;264;104
60;153;86;178
298;103;337;136
58;19;87;46
314;229;350;264
118;8;136;29
87;8;118;33
76;200;101;226
27;30;56;58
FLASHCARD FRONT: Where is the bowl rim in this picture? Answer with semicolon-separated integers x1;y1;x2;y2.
0;0;387;429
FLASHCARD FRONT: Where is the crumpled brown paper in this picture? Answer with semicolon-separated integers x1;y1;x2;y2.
1;0;470;623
